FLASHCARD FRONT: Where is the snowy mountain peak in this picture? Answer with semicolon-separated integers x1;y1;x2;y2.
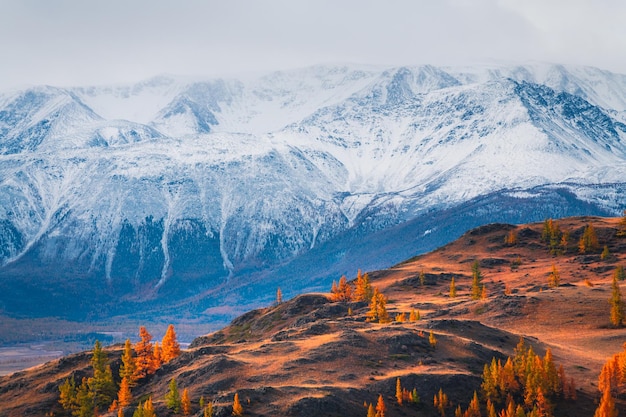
0;63;625;320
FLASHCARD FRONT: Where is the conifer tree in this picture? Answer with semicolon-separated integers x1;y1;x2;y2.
594;388;618;417
355;270;374;302
560;231;569;254
429;331;438;349
614;265;625;282
411;388;420;404
434;388;449;417
367;288;390;323
59;376;77;412
75;377;94;417
409;308;420;321
143;397;156;417
396;377;403;405
450;277;457;298
152;341;162;371
579;222;599;254
602;245;611;261
89;340;116;410
548;265;560;288
117;377;133;409
232;392;244;416
276;287;283;305
419;270;426;286
331;275;353;302
471;260;482;300
486;398;497;417
610;274;624;328
375;394;386;417
134;326;154;380
367;403;376;417
466;391;481;417
133;401;145;417
505;230;518;246
162;324;181;363
120;339;137;386
182;388;192;415
165;378;181;413
204;402;214;417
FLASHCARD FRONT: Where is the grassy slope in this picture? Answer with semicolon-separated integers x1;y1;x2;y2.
1;216;626;416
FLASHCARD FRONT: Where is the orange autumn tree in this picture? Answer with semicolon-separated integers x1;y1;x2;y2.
232;392;244;416
354;270;374;302
152;341;163;371
162;324;181;363
375;394;386;417
134;326;154;380
331;275;353;302
181;388;192;416
116;376;132;409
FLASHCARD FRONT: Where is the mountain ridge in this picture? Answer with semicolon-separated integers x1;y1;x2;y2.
0;63;625;325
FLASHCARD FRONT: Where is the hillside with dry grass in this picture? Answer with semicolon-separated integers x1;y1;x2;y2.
2;215;626;417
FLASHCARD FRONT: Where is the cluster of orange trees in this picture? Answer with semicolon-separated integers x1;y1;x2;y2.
59;325;181;417
595;343;626;417
330;270;391;323
479;338;575;417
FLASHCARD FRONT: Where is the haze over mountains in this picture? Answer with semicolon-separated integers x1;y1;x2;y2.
1;63;625;322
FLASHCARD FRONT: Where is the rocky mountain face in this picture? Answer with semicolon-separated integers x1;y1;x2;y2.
0;64;625;321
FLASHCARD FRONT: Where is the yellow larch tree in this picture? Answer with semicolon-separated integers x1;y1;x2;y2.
367;288;390;323
162;324;181;363
119;339;137;386
367;403;376;417
133;326;154;380
548;264;560;288
182;387;192;416
232;392;243;416
375;394;386;417
117;376;132;409
579;222;599;253
355;270;374;302
331;275;353;302
396;377;403;405
594;387;618;417
152;341;162;371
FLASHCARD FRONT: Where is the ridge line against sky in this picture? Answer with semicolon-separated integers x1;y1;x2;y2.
0;0;625;90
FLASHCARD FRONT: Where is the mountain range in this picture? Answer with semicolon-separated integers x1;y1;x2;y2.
1;63;625;324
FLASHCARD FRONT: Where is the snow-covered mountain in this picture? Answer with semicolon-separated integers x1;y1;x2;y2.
1;63;625;321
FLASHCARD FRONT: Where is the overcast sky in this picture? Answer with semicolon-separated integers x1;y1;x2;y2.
0;0;624;90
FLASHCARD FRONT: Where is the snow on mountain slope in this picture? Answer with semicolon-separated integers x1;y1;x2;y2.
0;63;625;320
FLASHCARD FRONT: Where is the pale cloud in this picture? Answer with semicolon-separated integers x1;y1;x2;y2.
0;0;623;90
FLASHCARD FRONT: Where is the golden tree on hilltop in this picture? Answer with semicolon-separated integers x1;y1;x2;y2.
162;324;181;363
579;222;599;254
331;275;353;302
355;270;374;302
133;326;154;380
